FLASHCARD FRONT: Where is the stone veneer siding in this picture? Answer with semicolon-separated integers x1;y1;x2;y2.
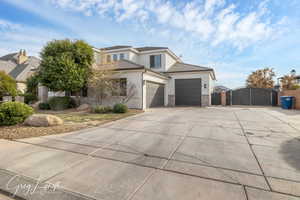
168;95;175;106
201;95;210;107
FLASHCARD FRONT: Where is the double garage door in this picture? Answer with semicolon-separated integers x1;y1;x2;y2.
146;79;202;108
175;79;202;106
146;81;165;108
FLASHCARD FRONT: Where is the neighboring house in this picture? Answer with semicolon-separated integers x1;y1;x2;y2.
213;85;230;93
277;71;300;89
0;50;40;92
80;45;216;109
295;75;300;85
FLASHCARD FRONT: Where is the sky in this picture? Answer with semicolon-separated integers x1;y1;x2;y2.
0;0;299;88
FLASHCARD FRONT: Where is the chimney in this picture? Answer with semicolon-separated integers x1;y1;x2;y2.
17;49;28;64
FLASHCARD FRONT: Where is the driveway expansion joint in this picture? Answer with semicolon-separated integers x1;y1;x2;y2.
233;110;273;192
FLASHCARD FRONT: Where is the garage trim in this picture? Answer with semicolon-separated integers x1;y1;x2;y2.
146;81;165;108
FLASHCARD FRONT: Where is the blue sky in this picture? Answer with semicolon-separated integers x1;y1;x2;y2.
0;0;299;88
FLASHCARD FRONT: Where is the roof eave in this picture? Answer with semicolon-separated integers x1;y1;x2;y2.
113;67;170;79
166;69;216;80
101;48;139;54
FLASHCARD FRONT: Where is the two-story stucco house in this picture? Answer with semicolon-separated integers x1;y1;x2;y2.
80;45;215;110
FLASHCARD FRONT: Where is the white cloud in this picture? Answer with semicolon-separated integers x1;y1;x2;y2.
0;19;21;30
48;0;285;50
0;19;67;57
204;0;225;15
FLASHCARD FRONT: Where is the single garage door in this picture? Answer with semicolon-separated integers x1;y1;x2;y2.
175;79;202;106
146;81;165;108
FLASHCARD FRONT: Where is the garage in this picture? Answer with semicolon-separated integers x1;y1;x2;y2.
175;79;202;106
146;81;165;108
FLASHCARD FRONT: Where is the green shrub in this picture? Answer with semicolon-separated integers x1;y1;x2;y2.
113;103;128;113
38;102;51;110
24;93;38;104
93;105;112;113
48;96;77;110
0;71;17;98
69;97;77;108
0;102;34;126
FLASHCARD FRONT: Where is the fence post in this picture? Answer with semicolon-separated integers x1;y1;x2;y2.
249;88;252;105
221;91;226;106
270;91;273;106
230;90;233;105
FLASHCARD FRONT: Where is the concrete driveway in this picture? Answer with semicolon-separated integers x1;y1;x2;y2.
0;107;300;200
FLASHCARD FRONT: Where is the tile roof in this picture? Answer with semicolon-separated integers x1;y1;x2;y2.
101;45;132;51
134;47;168;52
93;59;169;78
94;59;144;70
167;62;216;79
167;62;213;72
0;53;40;82
0;53;19;61
100;46;169;52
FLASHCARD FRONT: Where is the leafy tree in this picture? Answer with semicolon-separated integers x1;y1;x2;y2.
0;71;17;98
26;74;39;95
281;75;299;90
38;39;94;92
246;68;275;88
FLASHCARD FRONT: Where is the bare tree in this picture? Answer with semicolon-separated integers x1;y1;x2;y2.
281;75;298;90
87;50;137;105
246;68;275;88
88;65;116;105
119;82;137;104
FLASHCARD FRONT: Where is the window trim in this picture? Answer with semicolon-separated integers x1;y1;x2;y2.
150;54;162;69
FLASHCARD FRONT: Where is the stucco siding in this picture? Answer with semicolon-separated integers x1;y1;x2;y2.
16;83;26;93
165;53;177;71
128;51;138;63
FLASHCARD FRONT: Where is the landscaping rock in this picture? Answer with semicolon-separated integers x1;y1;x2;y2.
76;104;91;111
24;114;63;127
30;101;41;109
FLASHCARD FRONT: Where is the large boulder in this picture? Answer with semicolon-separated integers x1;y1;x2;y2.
30;101;41;109
24;114;63;127
76;104;91;111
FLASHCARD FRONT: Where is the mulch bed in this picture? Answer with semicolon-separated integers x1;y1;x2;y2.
0;123;89;140
0;109;142;140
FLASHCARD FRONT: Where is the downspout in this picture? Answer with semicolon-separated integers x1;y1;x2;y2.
141;70;144;110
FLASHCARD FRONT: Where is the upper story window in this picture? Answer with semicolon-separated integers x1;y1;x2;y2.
113;54;118;61
150;55;162;68
106;55;111;63
120;53;125;60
